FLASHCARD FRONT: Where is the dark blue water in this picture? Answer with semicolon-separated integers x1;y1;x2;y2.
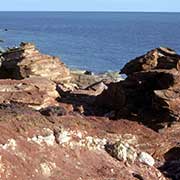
0;12;180;72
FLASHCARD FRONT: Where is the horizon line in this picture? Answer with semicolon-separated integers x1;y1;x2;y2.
0;10;180;13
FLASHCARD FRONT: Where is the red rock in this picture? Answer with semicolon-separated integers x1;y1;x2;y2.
58;102;74;113
0;105;169;179
0;42;71;83
121;47;180;75
96;47;180;128
0;77;59;109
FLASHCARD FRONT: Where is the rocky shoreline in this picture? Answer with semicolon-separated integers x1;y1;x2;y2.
0;42;179;179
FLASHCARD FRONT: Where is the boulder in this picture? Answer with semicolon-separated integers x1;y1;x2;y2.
96;47;180;128
0;77;59;110
0;42;71;83
121;47;180;75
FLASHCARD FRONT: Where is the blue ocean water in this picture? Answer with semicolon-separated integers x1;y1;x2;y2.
0;12;180;72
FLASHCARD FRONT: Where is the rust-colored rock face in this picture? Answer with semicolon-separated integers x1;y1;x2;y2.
120;47;180;75
0;77;59;109
96;47;180;128
0;43;180;179
0;42;71;83
0;104;169;180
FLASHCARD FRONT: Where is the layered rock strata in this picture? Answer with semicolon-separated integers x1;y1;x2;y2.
0;42;71;83
96;47;180;128
0;77;59;110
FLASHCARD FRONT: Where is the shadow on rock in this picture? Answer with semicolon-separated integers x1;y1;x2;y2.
40;106;67;116
95;47;180;131
159;147;180;180
56;89;97;116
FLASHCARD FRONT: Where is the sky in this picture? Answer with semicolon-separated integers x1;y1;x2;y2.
0;0;179;12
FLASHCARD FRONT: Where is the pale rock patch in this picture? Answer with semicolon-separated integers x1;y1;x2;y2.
138;152;155;166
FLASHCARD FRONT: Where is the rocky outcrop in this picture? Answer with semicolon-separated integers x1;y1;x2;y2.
0;42;71;83
0;104;169;179
96;47;180;129
0;77;59;110
120;47;180;75
1;42;180;179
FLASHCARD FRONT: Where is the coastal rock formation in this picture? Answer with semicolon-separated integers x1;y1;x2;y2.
0;43;180;179
0;77;59;109
120;47;180;75
0;42;71;83
96;47;180;128
71;70;123;89
0;104;169;179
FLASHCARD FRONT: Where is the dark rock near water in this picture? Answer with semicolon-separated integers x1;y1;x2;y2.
96;47;180;129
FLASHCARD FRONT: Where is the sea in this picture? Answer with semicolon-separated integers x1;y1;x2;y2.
0;12;180;73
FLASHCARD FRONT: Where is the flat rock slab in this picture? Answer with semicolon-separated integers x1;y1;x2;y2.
0;77;59;109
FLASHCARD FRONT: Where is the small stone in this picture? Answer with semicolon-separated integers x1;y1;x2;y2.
138;152;155;166
107;140;137;163
56;128;71;145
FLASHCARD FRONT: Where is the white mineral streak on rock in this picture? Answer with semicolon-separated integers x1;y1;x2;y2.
40;162;56;177
28;128;55;146
30;134;55;146
76;131;83;139
0;138;28;162
138;152;155;166
54;128;107;150
0;139;17;150
28;127;107;150
57;130;72;145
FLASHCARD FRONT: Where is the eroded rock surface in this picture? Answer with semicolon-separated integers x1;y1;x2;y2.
0;44;179;179
0;77;59;109
96;47;180;129
0;42;71;83
120;47;180;75
0;104;169;179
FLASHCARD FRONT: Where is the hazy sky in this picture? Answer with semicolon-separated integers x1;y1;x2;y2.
0;0;179;12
